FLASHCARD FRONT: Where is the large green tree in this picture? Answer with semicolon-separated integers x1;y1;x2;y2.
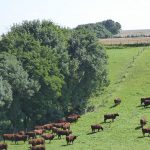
0;53;40;131
0;20;108;129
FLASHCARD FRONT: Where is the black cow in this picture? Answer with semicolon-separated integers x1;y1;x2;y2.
141;97;150;105
104;113;119;122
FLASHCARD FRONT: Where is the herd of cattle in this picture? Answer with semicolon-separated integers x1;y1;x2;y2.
0;97;150;150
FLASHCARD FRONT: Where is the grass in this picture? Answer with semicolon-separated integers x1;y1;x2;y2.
3;46;150;150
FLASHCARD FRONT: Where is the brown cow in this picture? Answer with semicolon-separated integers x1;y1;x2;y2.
34;126;44;130
114;98;121;105
2;134;15;142
0;143;7;150
140;118;147;128
141;97;150;105
142;128;150;136
43;124;53;131
66;135;77;145
34;129;45;135
53;123;65;128
30;145;45;150
51;127;58;134
41;134;55;143
104;113;119;122
68;114;80;118
18;131;25;135
14;134;28;144
62;123;71;130
56;129;72;139
91;124;103;132
66;114;80;123
26;132;36;139
29;138;45;146
66;116;78;123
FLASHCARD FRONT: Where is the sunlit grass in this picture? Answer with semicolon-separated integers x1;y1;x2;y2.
5;46;150;150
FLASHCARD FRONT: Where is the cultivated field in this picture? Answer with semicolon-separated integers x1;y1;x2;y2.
3;46;150;150
100;37;150;45
115;29;150;37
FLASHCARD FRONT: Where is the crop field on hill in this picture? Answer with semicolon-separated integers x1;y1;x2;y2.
100;37;150;45
4;46;150;150
115;29;150;37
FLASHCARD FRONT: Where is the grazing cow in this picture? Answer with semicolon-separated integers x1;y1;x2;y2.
142;128;150;136
34;129;45;135
43;124;53;131
34;126;44;130
114;98;121;105
0;143;7;150
2;134;15;142
51;127;58;134
18;131;25;135
41;134;55;143
91;124;103;132
56;130;72;139
66;116;78;123
140;118;147;128
29;138;45;146
14;134;28;144
56;119;66;123
66;114;80;123
26;132;36;139
63;123;71;130
68;114;80;118
30;145;45;150
141;97;150;105
143;100;150;107
66;135;77;145
104;113;119;122
53;123;65;129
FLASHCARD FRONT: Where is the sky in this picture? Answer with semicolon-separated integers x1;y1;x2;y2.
0;0;150;35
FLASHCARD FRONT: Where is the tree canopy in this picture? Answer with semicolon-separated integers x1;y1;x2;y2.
0;20;109;132
75;19;121;38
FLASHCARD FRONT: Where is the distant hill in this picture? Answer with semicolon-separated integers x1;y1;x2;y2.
115;29;150;37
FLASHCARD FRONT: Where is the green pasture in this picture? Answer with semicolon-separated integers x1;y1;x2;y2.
4;46;150;150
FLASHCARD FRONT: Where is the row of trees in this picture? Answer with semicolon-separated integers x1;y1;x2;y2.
0;20;111;132
76;19;121;38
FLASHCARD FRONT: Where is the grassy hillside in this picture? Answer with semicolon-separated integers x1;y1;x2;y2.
5;46;150;150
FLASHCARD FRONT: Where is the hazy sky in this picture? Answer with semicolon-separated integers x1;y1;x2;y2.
0;0;150;34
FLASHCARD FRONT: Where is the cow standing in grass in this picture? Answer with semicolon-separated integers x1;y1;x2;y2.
114;98;121;106
30;145;45;150
2;134;15;143
142;128;150;136
0;143;7;150
140;118;147;128
143;100;150;107
66;135;77;145
29;138;45;146
91;124;103;132
14;134;28;144
41;134;55;143
104;113;119;122
141;97;150;105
